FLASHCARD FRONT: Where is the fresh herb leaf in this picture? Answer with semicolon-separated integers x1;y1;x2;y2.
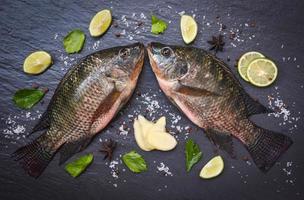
122;150;147;173
185;139;202;172
65;153;93;178
151;15;168;34
63;29;85;54
13;89;45;109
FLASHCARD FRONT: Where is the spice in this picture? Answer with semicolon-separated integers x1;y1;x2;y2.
229;32;236;40
31;83;39;89
112;20;118;28
114;32;121;37
137;21;144;27
207;34;225;53
100;139;117;161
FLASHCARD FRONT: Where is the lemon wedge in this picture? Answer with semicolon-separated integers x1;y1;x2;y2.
23;51;52;75
180;15;198;44
89;9;112;37
247;58;278;87
238;51;264;82
199;156;224;179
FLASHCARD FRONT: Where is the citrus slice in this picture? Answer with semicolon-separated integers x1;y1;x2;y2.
247;58;278;87
180;15;198;44
89;9;112;37
199;156;224;179
23;51;52;75
238;51;264;82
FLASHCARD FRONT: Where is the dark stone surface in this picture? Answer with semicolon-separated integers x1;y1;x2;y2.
0;0;303;200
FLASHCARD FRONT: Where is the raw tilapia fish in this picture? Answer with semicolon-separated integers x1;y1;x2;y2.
13;43;145;177
147;42;292;171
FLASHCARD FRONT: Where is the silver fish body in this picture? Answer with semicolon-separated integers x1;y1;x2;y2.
13;43;145;177
147;42;292;172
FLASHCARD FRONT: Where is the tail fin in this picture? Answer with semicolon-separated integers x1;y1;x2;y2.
247;128;292;172
12;135;55;178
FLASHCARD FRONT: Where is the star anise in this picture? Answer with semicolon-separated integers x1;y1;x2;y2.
100;139;117;161
207;34;225;53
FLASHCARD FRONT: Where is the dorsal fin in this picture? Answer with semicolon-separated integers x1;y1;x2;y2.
29;112;51;135
240;90;273;116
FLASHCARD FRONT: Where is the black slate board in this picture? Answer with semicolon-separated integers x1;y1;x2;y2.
0;0;304;200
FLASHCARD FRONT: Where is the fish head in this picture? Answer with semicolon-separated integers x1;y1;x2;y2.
96;42;144;84
109;42;145;80
147;42;192;81
117;42;145;66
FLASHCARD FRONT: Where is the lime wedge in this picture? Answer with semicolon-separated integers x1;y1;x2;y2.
199;156;224;179
180;15;198;44
89;9;112;37
238;51;264;82
247;58;278;87
23;51;52;75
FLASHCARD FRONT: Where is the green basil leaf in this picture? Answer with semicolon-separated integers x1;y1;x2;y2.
151;15;168;34
185;139;202;172
65;153;93;178
63;29;85;54
13;89;45;109
122;150;147;173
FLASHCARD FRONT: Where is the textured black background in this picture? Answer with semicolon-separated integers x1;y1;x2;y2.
0;0;303;200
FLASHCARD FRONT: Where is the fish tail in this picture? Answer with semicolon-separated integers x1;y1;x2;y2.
246;128;292;172
12;134;57;178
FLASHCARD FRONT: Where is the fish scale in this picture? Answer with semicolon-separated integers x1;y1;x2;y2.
147;42;292;172
12;43;145;178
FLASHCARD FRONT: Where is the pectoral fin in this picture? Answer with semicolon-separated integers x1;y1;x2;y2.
174;82;220;97
92;88;121;122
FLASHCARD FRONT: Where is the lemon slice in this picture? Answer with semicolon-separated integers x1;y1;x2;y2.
23;51;52;75
247;58;278;87
89;9;112;37
180;15;198;44
238;51;264;82
199;156;224;179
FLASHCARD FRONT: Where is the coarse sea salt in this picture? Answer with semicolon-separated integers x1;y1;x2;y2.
109;160;119;179
1;111;42;143
267;87;300;133
157;162;173;176
119;123;129;136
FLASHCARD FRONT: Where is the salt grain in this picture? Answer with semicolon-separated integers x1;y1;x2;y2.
157;162;173;176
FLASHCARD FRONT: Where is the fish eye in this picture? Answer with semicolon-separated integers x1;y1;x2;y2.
161;47;173;57
119;48;130;59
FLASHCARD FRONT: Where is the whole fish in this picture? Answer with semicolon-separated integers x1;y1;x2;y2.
13;43;145;177
147;42;292;171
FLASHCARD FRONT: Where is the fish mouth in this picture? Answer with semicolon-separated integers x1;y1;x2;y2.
130;42;145;81
147;42;163;78
134;42;145;63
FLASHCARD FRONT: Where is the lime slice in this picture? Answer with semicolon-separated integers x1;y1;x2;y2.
23;51;52;75
247;58;278;87
199;156;224;179
89;9;112;37
238;51;264;82
180;15;198;44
